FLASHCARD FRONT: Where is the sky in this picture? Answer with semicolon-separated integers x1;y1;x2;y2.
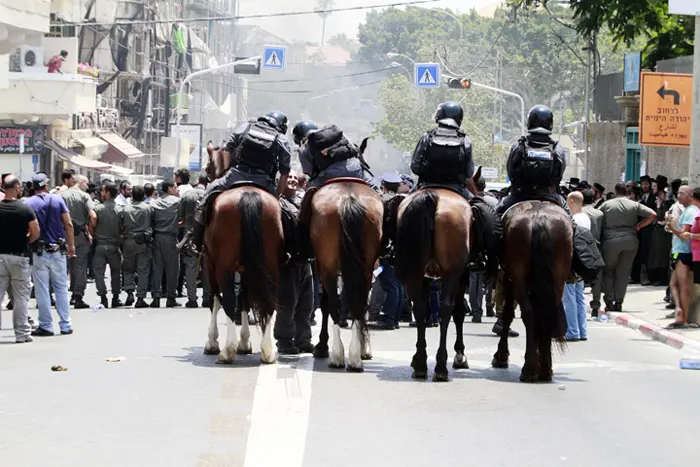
236;0;503;43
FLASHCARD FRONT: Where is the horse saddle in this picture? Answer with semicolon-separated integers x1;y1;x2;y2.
502;197;563;219
416;183;472;199
321;177;368;187
229;180;274;193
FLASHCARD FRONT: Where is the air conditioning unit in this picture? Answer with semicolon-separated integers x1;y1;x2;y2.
20;47;45;73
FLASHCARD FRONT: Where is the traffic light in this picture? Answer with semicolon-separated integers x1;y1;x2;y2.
447;78;471;89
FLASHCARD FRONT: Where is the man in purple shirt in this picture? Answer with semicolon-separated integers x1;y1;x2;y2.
24;173;76;336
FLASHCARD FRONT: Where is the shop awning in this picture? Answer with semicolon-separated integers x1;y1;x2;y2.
45;140;113;170
45;140;133;175
73;136;109;159
98;132;145;159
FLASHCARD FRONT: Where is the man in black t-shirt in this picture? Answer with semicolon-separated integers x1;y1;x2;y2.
0;175;40;343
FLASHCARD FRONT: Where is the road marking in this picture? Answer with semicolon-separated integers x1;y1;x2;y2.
243;355;314;467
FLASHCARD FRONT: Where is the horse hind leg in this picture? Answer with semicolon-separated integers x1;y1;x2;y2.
361;327;372;361
325;279;346;369
204;295;221;355
492;275;515;369
313;287;331;359
217;275;239;364
237;305;253;355
347;321;364;372
433;276;458;382
260;310;277;364
518;294;539;383
409;280;429;379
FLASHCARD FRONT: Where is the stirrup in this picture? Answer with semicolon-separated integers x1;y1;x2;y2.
179;240;201;258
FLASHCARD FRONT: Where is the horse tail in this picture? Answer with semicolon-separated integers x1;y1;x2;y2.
395;190;438;283
528;210;566;347
339;195;369;325
239;191;276;321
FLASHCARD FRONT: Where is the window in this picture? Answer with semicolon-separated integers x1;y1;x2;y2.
625;127;641;182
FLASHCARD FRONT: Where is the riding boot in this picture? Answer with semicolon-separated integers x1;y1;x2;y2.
297;221;314;262
279;203;296;264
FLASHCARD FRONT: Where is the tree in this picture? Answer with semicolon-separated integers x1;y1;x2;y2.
514;0;694;68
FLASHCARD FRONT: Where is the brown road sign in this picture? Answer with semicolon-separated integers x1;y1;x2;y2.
639;72;693;148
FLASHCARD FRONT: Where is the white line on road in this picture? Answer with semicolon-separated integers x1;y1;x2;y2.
243;355;315;467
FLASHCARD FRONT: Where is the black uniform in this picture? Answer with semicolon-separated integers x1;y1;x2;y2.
410;119;475;200
495;133;569;215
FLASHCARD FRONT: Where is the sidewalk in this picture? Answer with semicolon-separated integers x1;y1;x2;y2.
590;284;700;354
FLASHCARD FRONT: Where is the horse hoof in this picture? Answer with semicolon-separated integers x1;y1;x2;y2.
361;353;373;361
432;372;449;382
328;362;345;369
215;355;234;365
260;358;276;365
313;347;329;359
236;346;253;355
537;373;553;383
203;344;220;355
346;365;364;373
452;355;469;369
491;357;508;369
519;373;537;383
411;369;428;379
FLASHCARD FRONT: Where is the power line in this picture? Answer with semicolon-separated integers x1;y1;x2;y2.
64;0;440;27
246;65;400;84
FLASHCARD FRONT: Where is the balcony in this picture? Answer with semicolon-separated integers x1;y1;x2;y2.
185;0;231;16
0;71;97;120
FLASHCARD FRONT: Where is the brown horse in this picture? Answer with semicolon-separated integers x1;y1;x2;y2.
202;145;284;364
392;170;481;382
491;201;571;382
302;140;384;372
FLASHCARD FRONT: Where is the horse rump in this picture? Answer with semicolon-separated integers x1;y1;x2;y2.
528;210;567;346
395;190;438;283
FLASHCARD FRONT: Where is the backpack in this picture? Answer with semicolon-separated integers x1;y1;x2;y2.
421;126;466;183
306;125;357;173
237;121;279;175
519;136;558;187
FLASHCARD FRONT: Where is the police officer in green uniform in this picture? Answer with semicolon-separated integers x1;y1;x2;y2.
151;181;181;308
121;185;153;308
91;182;124;308
178;174;205;308
61;174;95;309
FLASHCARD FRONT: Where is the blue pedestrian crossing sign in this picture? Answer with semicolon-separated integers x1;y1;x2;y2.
415;63;440;89
263;45;286;70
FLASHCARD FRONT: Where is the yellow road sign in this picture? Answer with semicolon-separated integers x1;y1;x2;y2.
639;72;693;147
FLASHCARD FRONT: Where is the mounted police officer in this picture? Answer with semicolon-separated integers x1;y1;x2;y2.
410;101;474;200
297;122;377;191
180;111;292;257
292;120;318;147
496;104;604;281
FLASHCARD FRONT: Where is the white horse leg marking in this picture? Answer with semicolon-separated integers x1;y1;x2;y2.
204;296;221;355
216;313;238;364
329;324;345;368
347;321;363;371
362;331;373;360
260;311;276;364
237;308;253;354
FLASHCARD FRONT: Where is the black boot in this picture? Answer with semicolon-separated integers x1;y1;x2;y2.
179;223;205;258
74;296;90;309
111;296;124;308
100;295;109;308
125;291;135;307
135;298;149;308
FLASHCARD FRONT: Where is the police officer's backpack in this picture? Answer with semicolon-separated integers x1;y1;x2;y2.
423;126;466;179
306;124;357;173
518;136;558;187
238;121;280;173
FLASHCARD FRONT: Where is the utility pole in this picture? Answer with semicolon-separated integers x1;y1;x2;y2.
690;15;700;186
583;38;592;180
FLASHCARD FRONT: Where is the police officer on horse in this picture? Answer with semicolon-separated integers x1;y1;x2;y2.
180;111;292;257
411;101;474;200
496;104;603;281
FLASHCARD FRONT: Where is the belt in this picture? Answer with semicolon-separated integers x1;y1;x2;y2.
234;164;271;176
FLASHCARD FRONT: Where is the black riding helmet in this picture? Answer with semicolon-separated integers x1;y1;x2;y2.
292;120;318;145
259;110;288;134
526;105;554;135
434;101;464;126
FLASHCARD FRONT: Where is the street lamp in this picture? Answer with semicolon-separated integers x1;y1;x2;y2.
386;52;416;66
415;7;463;42
174;56;260;158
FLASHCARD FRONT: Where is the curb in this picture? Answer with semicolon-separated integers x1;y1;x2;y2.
607;312;700;354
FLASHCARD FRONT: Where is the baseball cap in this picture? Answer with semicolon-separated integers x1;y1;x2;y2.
32;173;50;188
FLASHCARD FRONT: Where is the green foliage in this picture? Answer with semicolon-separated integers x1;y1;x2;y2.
514;0;694;68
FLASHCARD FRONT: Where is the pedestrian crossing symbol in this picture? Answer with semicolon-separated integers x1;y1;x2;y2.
415;63;440;89
263;45;286;70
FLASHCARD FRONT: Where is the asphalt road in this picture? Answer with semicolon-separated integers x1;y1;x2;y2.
1;287;699;467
